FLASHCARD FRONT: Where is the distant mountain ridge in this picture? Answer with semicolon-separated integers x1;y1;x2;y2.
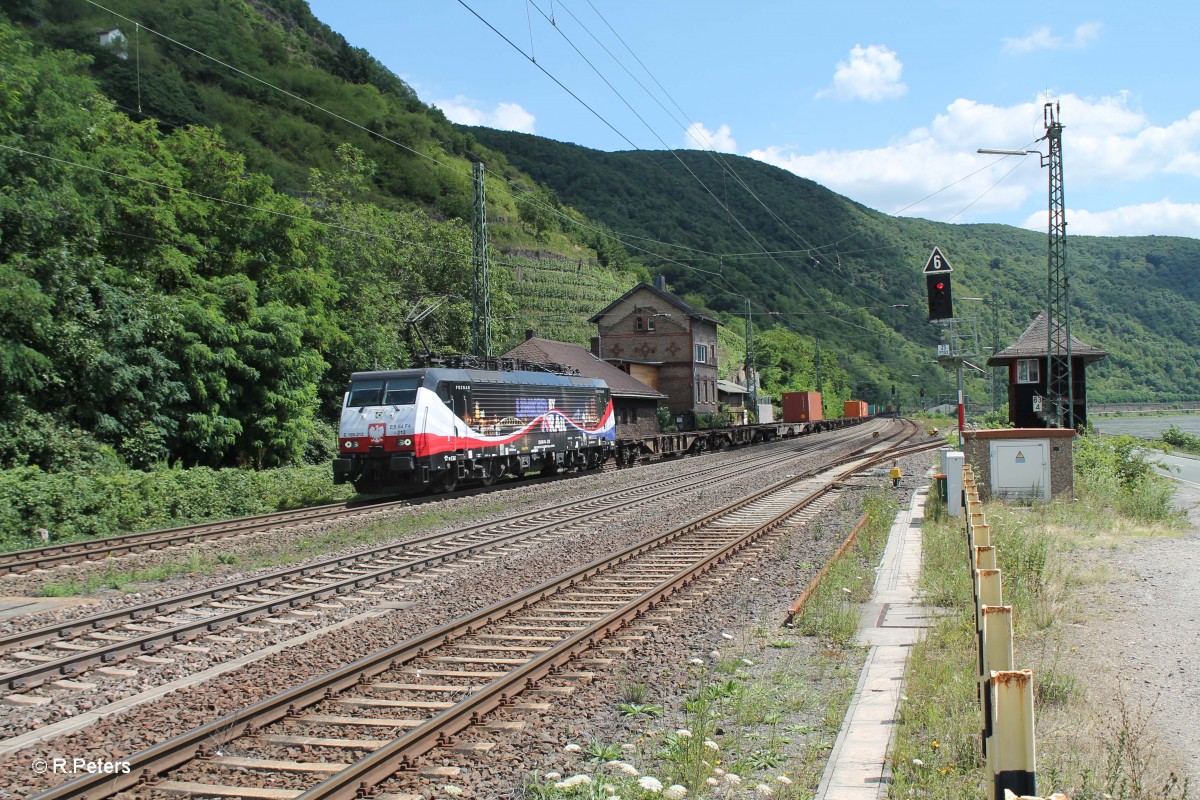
467;128;1200;403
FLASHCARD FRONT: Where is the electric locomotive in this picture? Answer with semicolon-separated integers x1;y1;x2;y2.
333;367;615;493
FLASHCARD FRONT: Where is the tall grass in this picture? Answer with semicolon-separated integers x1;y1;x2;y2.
890;470;1189;800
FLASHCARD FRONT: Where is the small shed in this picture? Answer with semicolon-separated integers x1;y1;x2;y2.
986;312;1107;429
503;334;665;440
716;380;750;426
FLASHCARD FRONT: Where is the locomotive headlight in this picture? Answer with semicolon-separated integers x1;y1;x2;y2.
399;438;413;446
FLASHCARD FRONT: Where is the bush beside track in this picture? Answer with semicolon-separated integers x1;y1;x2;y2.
0;464;354;552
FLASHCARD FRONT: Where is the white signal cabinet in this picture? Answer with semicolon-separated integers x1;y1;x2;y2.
989;439;1050;501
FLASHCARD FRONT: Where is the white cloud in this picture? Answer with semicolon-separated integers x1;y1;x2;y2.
745;92;1200;236
816;44;906;102
434;96;536;133
683;122;737;153
1023;201;1200;237
1003;22;1102;54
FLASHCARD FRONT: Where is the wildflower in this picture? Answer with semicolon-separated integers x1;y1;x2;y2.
741;658;755;666
564;743;582;753
615;762;640;777
720;632;734;640
712;768;726;777
603;785;617;795
776;775;792;785
706;777;720;787
704;740;719;751
689;657;705;666
544;772;561;781
755;783;774;796
445;788;463;797
725;773;742;785
563;775;592;787
674;729;693;739
931;740;940;750
621;743;637;751
913;758;924;767
638;776;664;793
663;785;688;799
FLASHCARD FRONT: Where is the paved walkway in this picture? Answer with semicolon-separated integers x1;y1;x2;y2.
816;485;934;799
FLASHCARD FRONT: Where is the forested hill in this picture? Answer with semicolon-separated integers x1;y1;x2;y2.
467;128;1200;403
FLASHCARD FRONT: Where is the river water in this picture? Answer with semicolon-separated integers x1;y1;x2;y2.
1091;413;1200;440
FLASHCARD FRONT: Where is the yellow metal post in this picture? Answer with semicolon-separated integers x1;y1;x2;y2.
980;605;1015;758
975;569;1002;633
975;545;997;571
990;669;1037;800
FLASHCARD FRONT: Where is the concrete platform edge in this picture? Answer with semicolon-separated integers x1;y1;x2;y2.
814;485;931;800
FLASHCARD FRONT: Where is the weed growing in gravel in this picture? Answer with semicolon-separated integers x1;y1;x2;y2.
792;490;896;646
526;495;899;800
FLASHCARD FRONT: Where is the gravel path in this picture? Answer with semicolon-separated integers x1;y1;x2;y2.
1062;477;1200;788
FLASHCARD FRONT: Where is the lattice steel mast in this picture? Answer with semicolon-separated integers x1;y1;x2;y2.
1043;103;1073;428
471;160;492;360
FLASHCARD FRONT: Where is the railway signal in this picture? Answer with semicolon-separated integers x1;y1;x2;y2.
927;274;954;320
923;247;954;321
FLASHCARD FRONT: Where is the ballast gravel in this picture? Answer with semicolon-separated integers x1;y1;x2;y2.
0;423;911;798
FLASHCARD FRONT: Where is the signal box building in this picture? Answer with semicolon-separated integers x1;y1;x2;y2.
986;311;1107;429
589;276;720;428
503;333;665;440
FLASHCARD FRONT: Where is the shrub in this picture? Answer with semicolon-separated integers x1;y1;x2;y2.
0;463;353;551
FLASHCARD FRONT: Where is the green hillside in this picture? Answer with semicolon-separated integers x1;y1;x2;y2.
1;0;1196;486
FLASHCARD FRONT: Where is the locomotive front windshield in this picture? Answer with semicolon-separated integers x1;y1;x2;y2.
347;376;421;407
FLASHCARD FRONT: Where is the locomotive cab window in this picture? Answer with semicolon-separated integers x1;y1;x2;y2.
347;379;384;407
382;377;420;405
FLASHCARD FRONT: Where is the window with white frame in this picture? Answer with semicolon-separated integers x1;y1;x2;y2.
646;316;655;331
1016;359;1040;384
695;344;708;363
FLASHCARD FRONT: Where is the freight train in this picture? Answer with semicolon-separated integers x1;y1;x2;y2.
334;362;876;495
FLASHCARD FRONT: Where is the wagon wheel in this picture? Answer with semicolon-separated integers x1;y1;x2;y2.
438;468;459;493
480;459;499;487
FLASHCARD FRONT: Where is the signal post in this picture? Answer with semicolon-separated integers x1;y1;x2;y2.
923;247;979;444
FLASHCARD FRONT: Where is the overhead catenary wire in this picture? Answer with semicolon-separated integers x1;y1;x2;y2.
72;0;1008;356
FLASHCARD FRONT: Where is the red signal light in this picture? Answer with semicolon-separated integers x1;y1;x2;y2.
935;282;944;291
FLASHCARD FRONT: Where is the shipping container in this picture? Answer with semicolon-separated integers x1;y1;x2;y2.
782;391;822;422
868;404;876;415
843;400;869;418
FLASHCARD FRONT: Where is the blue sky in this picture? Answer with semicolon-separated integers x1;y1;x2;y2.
307;1;1200;238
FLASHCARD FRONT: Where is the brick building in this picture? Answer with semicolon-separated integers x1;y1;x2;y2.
589;277;720;427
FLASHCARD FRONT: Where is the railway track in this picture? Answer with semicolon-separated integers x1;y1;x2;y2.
0;422;911;697
0;422;877;577
30;426;933;800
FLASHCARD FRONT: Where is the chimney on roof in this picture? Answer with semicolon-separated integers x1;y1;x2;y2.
525;329;537;341
653;275;667;292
